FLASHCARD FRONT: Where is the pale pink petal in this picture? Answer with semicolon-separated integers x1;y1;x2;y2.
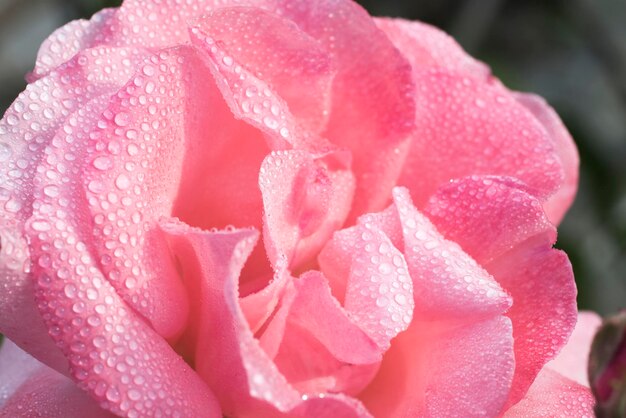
0;340;113;418
424;176;578;406
29;9;117;81
260;150;354;269
547;311;602;386
503;368;595;418
359;316;514;417
26;213;220;417
160;218;372;418
393;187;511;319
396;68;563;208
0;46;147;374
375;18;490;79
515;92;579;224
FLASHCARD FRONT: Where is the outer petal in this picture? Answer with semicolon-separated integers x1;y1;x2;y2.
397;69;563;208
503;368;595;418
425;176;578;407
0;340;113;418
0;46;147;374
375;18;490;79
547;311;602;386
29;8;117;81
160;219;373;418
514;92;579;224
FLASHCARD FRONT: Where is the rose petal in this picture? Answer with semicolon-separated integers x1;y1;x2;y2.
375;18;490;79
283;0;416;216
395;67;563;208
81;48;222;338
260;150;354;269
424;176;578;406
161;218;373;418
359;316;514;417
547;311;602;386
393;187;511;319
0;46;147;374
0;339;114;418
191;7;336;136
265;271;381;395
503;368;595;418
514;92;579;224
29;9;117;81
26;212;220;417
425;176;554;265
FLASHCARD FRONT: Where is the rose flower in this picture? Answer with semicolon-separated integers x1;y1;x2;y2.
0;0;598;417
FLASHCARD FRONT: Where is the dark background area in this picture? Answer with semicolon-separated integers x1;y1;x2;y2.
1;0;625;315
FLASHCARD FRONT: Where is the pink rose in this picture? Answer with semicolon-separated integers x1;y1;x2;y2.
0;0;597;416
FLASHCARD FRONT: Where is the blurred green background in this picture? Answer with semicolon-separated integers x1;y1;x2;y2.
1;0;625;315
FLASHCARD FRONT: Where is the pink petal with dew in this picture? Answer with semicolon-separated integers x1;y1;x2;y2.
26;212;220;417
0;339;114;418
29;8;117;81
514;92;579;224
267;271;381;395
260;150;354;270
161;219;373;418
80;48;239;339
191;7;336;137
503;368;595;418
425;176;578;407
397;69;563;208
280;0;416;216
392;187;511;319
547;311;602;386
0;46;147;375
375;18;490;79
360;316;514;417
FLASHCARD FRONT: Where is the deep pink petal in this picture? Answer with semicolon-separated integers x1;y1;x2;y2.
0;46;147;374
0;340;113;418
514;92;579;224
503;368;595;418
424;176;578;406
547;311;602;386
360;316;514;417
375;18;490;79
160;219;373;418
260;150;354;269
396;68;563;208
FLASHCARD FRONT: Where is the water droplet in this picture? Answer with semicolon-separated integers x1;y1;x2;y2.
93;156;113;170
114;112;130;127
0;143;12;162
222;56;234;66
115;174;130;190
